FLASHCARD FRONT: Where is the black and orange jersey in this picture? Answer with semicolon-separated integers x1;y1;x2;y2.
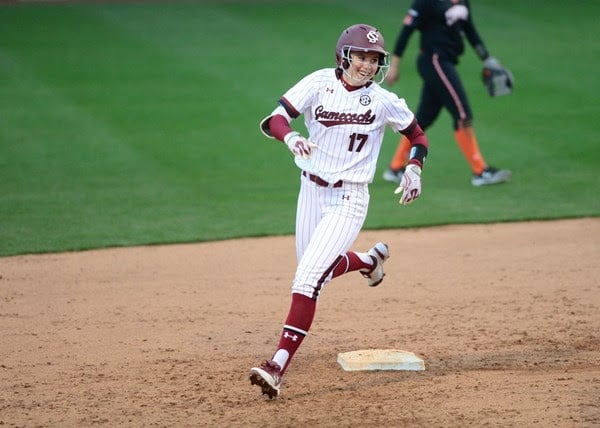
393;0;489;62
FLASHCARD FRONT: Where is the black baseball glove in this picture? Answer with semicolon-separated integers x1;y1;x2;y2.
482;57;514;97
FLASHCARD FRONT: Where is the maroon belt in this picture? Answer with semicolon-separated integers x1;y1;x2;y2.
302;171;343;188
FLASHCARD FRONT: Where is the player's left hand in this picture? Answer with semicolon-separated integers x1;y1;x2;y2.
284;131;318;159
482;57;513;97
395;164;422;205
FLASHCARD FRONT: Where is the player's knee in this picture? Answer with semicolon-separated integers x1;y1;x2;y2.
292;273;331;299
455;118;473;130
292;283;321;300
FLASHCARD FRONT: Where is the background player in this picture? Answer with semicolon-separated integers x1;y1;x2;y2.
382;0;511;186
249;23;430;399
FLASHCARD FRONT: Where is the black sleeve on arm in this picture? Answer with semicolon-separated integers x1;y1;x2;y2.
393;0;421;57
393;25;416;57
462;1;489;60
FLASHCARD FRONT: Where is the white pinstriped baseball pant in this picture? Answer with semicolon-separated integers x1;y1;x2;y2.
292;172;370;299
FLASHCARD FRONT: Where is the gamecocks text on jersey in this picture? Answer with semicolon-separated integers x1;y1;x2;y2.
314;105;376;128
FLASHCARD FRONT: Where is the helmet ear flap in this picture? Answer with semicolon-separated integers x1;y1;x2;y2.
341;48;351;69
335;52;350;70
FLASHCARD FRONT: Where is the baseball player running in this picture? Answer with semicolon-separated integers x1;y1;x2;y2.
249;23;430;399
382;0;511;186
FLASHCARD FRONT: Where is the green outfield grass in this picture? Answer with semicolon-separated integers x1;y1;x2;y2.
1;0;598;256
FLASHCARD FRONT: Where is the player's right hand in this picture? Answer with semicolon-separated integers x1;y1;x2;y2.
384;68;398;86
394;164;422;205
384;57;400;86
284;131;318;159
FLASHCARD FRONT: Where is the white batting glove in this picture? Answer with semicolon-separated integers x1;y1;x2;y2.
483;56;502;69
394;164;422;205
284;131;318;159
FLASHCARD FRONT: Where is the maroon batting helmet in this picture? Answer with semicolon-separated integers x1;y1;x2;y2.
335;24;388;68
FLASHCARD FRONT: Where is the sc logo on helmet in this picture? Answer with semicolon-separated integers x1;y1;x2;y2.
366;30;379;44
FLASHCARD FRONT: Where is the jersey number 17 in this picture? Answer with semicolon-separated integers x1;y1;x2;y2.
348;133;368;152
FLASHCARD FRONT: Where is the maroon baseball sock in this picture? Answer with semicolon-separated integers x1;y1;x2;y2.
273;293;316;374
331;251;374;278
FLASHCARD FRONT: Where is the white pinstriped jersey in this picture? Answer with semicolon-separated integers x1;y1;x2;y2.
278;68;415;184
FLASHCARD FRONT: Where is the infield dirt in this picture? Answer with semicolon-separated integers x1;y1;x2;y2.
1;218;599;427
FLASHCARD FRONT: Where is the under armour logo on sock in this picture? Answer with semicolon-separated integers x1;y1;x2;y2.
283;332;299;341
342;194;350;200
